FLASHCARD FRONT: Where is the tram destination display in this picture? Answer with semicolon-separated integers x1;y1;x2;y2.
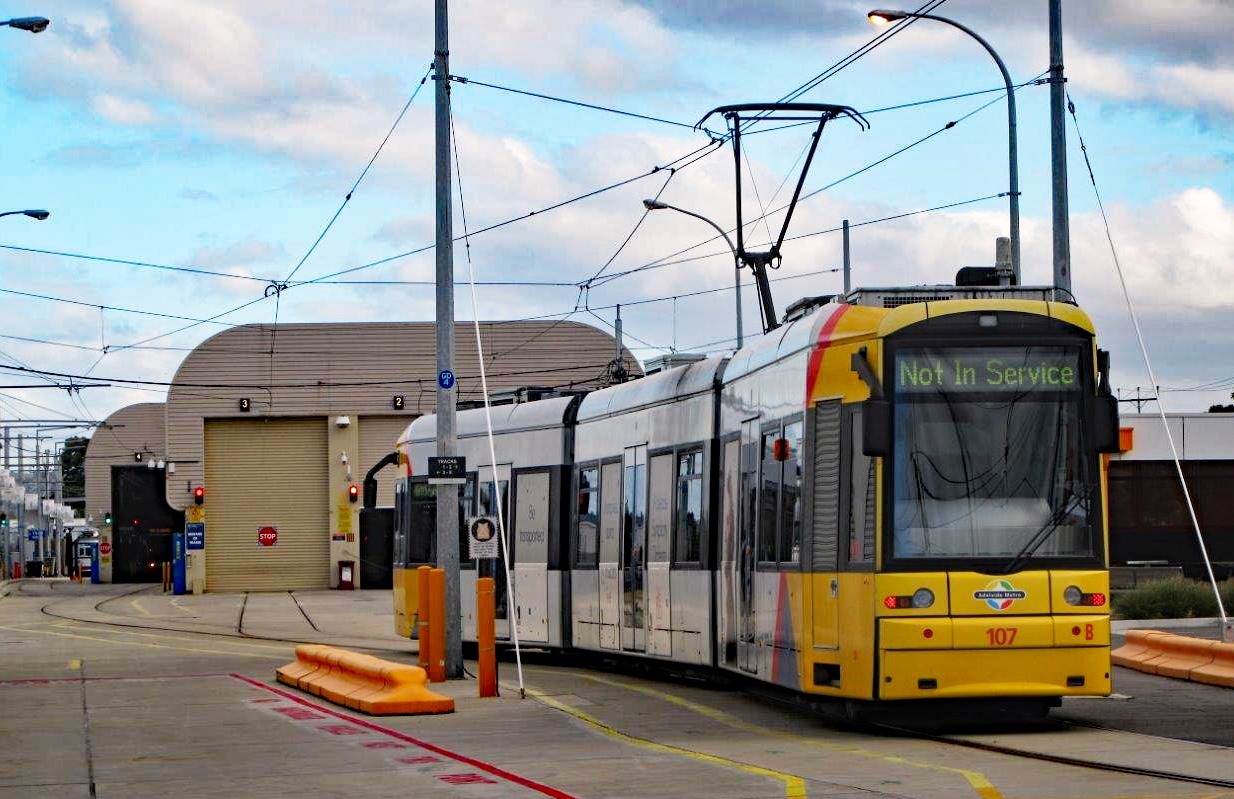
895;346;1080;394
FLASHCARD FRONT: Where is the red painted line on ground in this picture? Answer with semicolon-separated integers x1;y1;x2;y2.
230;673;579;799
0;672;229;685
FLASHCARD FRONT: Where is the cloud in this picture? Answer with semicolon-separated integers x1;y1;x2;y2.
178;188;218;202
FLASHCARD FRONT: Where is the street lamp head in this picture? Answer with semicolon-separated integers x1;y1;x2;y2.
6;17;50;33
867;9;908;26
642;199;668;211
23;210;49;220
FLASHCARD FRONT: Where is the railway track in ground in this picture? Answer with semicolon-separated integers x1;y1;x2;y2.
869;720;1234;790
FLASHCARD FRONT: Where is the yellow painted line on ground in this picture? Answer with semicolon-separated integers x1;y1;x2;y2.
68;659;80;670
558;670;1003;799
129;596;156;617
168;597;196;614
51;621;294;652
513;681;807;798
0;622;285;660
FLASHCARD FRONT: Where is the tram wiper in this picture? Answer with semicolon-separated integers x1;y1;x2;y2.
997;491;1085;575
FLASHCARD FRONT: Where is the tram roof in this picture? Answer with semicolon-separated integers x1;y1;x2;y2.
721;301;841;384
576;355;728;422
401;394;579;446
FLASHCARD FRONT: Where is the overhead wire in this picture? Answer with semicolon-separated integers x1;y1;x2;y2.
1066;91;1229;631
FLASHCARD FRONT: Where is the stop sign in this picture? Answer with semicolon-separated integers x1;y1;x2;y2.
257;526;278;547
99;540;112;555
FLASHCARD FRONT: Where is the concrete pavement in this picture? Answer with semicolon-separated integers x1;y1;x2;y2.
3;580;1233;798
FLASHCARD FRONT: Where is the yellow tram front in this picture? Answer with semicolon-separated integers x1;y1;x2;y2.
808;299;1120;704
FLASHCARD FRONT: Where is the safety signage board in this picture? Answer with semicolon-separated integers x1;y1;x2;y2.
428;455;466;485
467;516;499;559
257;526;278;547
99;539;112;556
186;523;205;550
437;369;456;390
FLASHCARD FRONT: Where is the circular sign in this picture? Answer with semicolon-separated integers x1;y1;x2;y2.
99;540;112;555
257;526;278;547
437;369;456;390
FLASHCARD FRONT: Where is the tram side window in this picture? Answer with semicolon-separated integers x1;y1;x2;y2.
457;478;477;568
393;480;407;566
576;466;599;568
675;449;703;564
759;432;779;563
779;420;803;565
845;409;875;566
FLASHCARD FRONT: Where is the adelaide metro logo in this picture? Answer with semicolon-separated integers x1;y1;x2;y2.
974;579;1026;611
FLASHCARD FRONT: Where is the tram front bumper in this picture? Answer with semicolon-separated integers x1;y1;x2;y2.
878;616;1111;700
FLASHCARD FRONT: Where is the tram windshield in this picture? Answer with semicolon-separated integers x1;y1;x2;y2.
889;345;1097;564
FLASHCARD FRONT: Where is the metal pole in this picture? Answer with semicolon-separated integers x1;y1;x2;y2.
1049;0;1071;294
734;256;743;350
433;0;462;679
842;219;852;293
17;433;24;572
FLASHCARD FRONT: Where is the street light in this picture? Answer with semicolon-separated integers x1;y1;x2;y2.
643;198;744;349
0;209;49;220
868;8;1020;283
2;16;49;33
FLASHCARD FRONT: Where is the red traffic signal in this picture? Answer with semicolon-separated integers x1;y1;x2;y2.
348;484;359;503
193;486;205;505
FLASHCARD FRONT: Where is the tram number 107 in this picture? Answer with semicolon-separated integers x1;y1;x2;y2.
985;627;1019;646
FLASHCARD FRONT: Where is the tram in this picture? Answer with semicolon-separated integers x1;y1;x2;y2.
390;283;1120;709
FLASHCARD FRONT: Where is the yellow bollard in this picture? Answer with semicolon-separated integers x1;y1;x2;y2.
476;577;497;697
428;568;446;683
416;565;432;670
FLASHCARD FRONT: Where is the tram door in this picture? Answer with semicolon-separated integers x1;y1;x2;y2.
621;444;647;652
737;419;759;673
512;469;550;643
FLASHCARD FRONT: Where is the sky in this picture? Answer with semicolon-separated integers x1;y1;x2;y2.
2;0;1234;457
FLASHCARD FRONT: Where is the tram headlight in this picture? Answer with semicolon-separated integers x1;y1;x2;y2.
1063;585;1083;606
911;588;935;609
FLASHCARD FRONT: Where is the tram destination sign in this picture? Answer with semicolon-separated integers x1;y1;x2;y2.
428;456;467;485
895;347;1080;394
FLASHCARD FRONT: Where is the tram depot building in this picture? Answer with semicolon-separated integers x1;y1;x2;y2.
84;321;636;592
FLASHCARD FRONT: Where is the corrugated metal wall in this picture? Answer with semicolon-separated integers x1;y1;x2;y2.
358;416;412;508
165;321;637;511
204;418;329;592
84;403;166;526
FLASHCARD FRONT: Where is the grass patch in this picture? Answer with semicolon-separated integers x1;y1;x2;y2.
1113;577;1234;620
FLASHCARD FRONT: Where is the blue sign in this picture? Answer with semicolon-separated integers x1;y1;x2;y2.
186;522;205;550
438;369;456;390
27;530;38;542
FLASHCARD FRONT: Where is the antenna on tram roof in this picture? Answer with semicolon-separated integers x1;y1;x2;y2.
696;102;869;334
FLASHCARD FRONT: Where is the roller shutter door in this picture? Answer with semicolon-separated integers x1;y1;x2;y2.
204;418;329;592
358;416;415;508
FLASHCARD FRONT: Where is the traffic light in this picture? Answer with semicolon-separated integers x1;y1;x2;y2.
347;484;359;503
193;486;205;505
104;512;112;526
0;513;7;528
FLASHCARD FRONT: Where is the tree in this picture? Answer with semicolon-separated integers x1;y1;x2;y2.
60;436;88;504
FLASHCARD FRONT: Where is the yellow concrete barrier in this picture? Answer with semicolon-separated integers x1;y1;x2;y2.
276;644;454;715
1192;642;1234;688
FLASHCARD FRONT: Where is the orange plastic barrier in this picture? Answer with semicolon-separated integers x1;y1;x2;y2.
428;568;446;683
276;644;454;715
1110;630;1173;669
1146;635;1216;679
416;565;431;670
477;577;498;698
1113;629;1234;688
1192;642;1234;688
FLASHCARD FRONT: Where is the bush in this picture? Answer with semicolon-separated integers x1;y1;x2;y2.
1113;577;1234;620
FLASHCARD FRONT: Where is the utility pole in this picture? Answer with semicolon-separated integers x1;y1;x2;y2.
17;433;24;572
842;219;852;294
434;0;462;679
1049;0;1071;295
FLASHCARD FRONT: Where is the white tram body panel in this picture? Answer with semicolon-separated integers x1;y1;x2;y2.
404;395;579;647
570;357;726;666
